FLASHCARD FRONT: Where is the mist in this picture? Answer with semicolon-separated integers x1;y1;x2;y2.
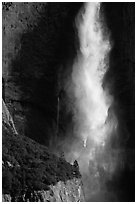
60;2;126;201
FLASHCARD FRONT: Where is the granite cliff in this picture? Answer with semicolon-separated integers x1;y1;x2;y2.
2;2;82;145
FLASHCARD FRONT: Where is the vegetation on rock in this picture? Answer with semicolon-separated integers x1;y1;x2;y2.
2;123;81;200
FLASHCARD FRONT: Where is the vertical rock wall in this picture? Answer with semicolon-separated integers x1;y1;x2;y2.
2;2;82;146
2;2;47;135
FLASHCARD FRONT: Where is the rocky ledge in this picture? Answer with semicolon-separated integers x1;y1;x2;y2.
3;178;84;202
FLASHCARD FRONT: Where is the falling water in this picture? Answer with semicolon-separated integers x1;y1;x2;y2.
64;2;120;201
72;2;112;148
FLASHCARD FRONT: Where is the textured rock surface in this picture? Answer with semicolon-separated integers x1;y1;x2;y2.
3;2;45;77
2;2;82;145
2;99;18;134
2;179;85;202
2;2;48;136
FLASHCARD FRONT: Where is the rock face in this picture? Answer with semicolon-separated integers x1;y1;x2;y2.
2;2;82;146
3;178;84;202
49;179;84;202
2;2;49;136
2;99;18;135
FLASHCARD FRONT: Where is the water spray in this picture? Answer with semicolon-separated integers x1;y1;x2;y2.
65;2;119;201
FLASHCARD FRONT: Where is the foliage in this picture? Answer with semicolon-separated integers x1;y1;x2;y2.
2;124;81;198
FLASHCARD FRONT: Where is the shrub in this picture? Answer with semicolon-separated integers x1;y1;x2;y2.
2;123;81;197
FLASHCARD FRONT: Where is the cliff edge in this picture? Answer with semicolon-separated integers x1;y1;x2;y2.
2;113;85;202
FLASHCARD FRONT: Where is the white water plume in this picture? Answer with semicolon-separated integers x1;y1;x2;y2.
72;2;113;147
64;2;120;201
